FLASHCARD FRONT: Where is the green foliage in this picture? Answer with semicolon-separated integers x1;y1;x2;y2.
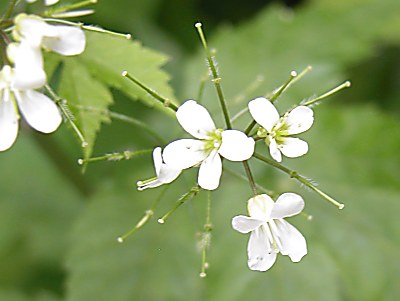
1;0;400;300
52;31;176;158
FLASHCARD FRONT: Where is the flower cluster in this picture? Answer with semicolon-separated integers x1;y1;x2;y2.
135;94;315;270
138;97;314;190
0;13;86;151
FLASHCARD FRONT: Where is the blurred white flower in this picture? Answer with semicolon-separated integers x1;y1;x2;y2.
248;97;314;162
232;193;307;271
163;100;255;190
7;41;46;89
0;65;62;151
25;0;60;6
137;147;182;190
13;13;86;56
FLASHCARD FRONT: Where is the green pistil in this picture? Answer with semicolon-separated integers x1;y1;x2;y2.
204;129;223;152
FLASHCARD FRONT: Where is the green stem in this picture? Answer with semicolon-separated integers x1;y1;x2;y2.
2;0;18;21
73;105;165;145
78;149;152;165
122;71;178;111
200;191;212;278
117;186;168;242
253;152;344;209
242;161;257;196
158;185;200;223
44;85;87;147
301;81;351;106
224;167;275;196
268;71;297;103
244;120;257;135
195;22;232;129
43;0;97;17
44;18;131;39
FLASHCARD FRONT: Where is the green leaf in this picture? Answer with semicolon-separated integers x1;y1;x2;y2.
53;31;177;158
79;31;178;111
58;59;113;159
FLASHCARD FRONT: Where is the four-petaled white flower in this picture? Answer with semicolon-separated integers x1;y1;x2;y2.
0;65;62;151
25;0;60;7
248;97;314;162
232;193;307;271
13;14;86;56
137;147;182;190
163;100;255;190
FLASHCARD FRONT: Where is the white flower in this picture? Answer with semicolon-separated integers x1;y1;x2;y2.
7;41;46;89
232;193;307;271
25;0;60;7
13;14;85;56
0;65;62;151
163;100;255;190
248;97;314;162
137;147;182;190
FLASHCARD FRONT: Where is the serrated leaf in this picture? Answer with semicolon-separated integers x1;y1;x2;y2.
58;59;113;159
79;31;178;112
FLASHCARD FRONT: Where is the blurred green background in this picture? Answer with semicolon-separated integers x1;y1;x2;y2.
0;0;399;300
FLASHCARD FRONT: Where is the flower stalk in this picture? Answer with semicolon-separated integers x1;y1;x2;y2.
253;152;344;209
122;71;178;111
242;160;257;196
117;187;168;242
78;149;152;165
44;84;87;147
199;191;212;278
158;185;200;224
301;81;351;106
195;22;232;129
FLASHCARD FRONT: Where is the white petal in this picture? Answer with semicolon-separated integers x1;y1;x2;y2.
270;193;305;219
42;26;86;56
248;97;279;132
176;100;216;139
7;42;45;89
232;215;264;234
137;178;164;191
218;130;255;161
0;90;19;151
163;139;207;170
247;194;274;220
158;165;181;184
15;90;62;133
198;150;222;190
269;138;282;162
247;227;277;271
13;14;54;47
279;137;308;158
152;147;163;175
284;106;314;135
274;219;307;262
45;0;60;5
